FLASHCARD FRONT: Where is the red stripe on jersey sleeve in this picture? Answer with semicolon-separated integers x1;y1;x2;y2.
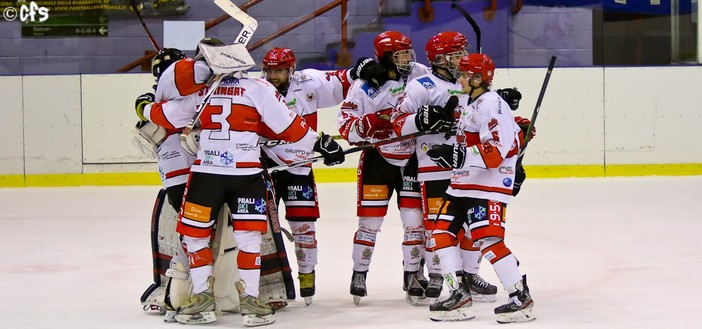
149;102;177;130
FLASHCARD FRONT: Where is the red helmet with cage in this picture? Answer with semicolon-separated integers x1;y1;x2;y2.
262;47;296;70
373;31;412;59
425;32;468;64
459;53;495;85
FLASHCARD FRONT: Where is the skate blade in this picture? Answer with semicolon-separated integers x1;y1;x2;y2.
304;296;313;306
353;296;362;306
242;313;275;327
429;307;476;322
163;309;177;323
471;293;497;303
175;311;216;324
496;307;536;323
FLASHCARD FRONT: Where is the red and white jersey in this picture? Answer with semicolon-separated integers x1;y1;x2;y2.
446;91;521;204
262;68;351;175
392;73;466;181
337;63;429;167
155;58;212;102
150;75;318;176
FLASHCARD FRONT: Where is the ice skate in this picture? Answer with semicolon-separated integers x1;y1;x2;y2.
174;289;216;324
424;273;443;300
350;270;367;305
429;275;474;322
495;275;535;323
240;294;275;327
465;273;498;302
299;271;316;306
403;271;425;305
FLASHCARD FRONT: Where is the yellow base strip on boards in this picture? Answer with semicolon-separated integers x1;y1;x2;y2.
1;163;701;187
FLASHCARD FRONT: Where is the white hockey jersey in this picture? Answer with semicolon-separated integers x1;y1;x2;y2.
338;63;429;167
155;58;212;102
149;75;319;177
446;91;521;204
262;68;351;175
393;73;466;181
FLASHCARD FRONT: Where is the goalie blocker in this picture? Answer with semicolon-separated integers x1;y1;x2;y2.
140;189;295;315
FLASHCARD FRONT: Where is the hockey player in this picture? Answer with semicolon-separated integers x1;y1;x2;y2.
157;43;345;326
260;47;369;306
424;53;535;323
391;32;498;304
337;31;429;305
134;48;199;319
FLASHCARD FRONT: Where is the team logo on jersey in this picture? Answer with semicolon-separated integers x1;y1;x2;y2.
254;198;267;214
341;101;358;111
448;89;463;95
158;166;165;180
219;151;234;166
299;74;312;83
306;93;315;102
503;177;513;187
416;77;436;89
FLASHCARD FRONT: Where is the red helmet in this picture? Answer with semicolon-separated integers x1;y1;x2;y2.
262;47;296;69
425;32;468;64
373;31;412;60
459;53;495;84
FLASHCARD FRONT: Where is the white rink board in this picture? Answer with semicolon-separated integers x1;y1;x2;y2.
0;76;24;174
2;66;702;176
604;66;702;164
81;73;155;164
22;75;83;174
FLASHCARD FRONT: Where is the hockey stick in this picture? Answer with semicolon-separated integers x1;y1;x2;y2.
180;0;259;140
451;3;481;53
268;129;455;172
129;0;160;51
518;55;557;160
259;134;342;147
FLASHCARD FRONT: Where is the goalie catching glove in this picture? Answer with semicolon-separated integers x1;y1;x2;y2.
426;144;466;169
135;92;155;122
415;95;458;133
313;133;345;166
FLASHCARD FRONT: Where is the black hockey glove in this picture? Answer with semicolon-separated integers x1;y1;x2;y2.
497;88;522;111
350;57;387;89
426;144;466;169
415;96;458;133
135;92;155;122
314;133;345;166
512;162;526;196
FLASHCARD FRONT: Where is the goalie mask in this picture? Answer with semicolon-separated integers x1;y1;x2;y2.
151;48;185;79
262;47;296;91
425;32;469;79
373;31;415;76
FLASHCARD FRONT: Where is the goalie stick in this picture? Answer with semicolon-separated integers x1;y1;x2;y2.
518;55;557;161
180;0;259;140
129;0;160;51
